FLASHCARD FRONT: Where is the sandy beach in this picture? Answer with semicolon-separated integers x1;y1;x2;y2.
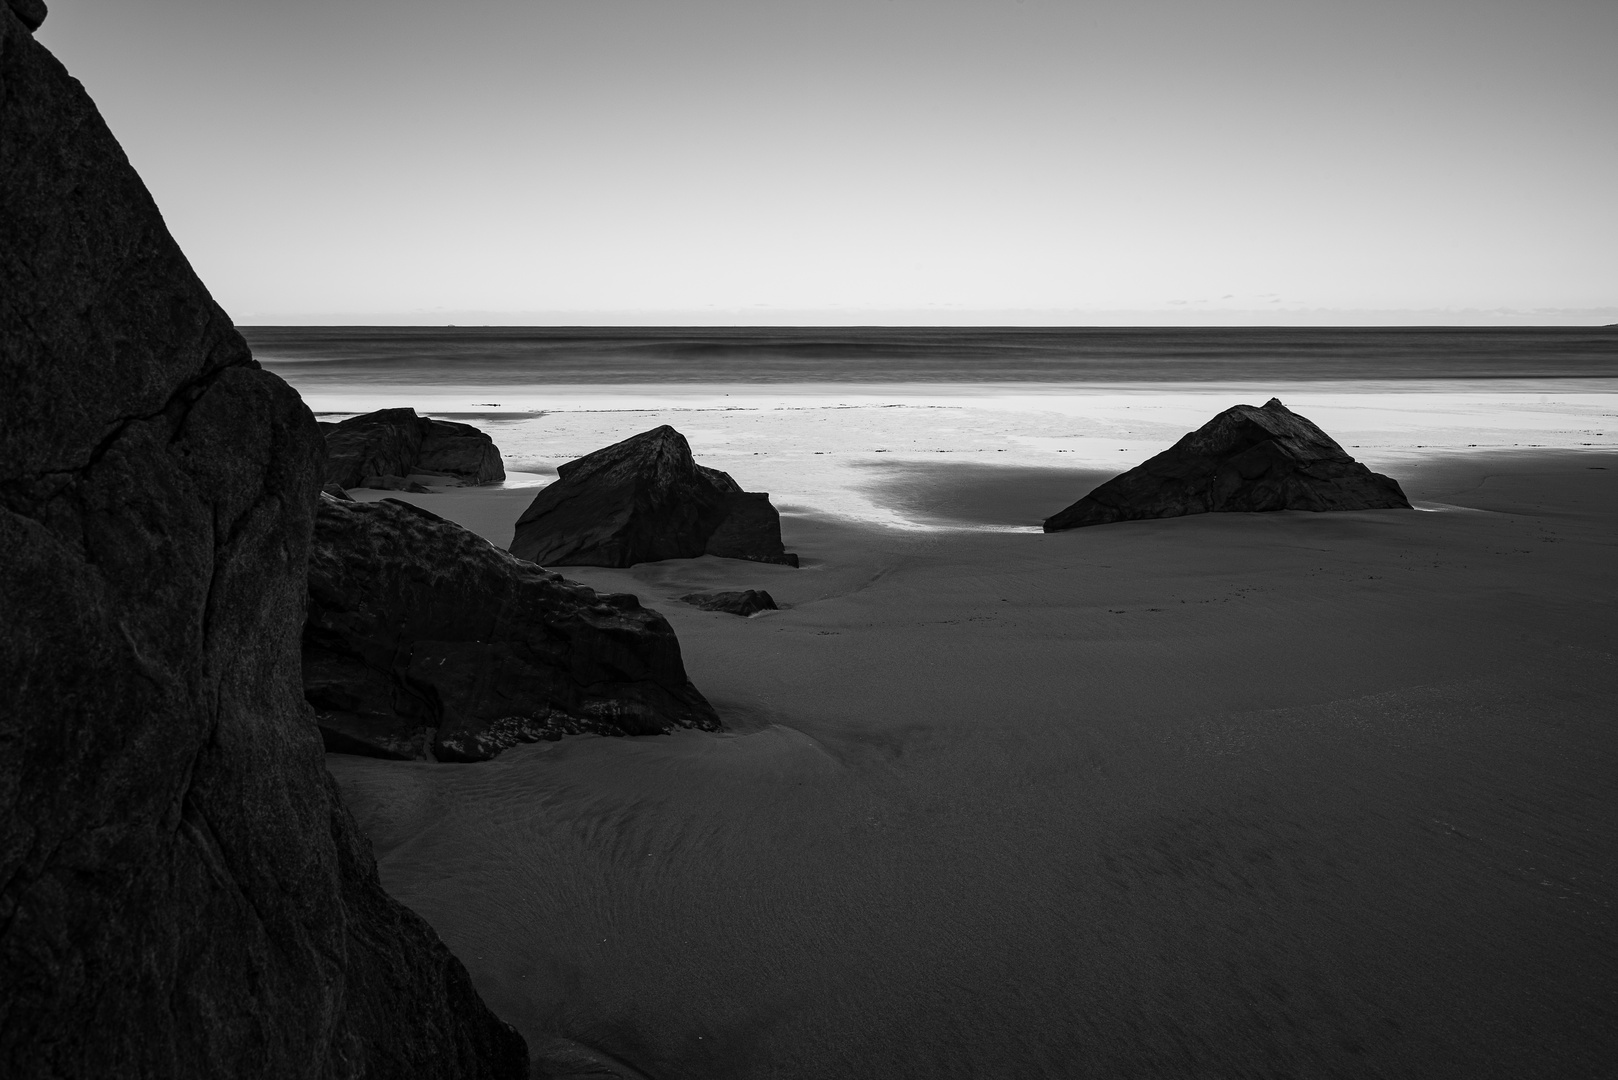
16;0;1616;1071
330;445;1617;1078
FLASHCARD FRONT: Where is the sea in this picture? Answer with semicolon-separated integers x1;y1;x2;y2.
250;326;1618;527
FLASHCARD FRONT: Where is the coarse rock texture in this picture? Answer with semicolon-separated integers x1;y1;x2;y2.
7;0;44;33
511;425;799;568
306;497;721;762
681;589;779;617
322;407;505;491
1044;398;1411;532
0;10;526;1077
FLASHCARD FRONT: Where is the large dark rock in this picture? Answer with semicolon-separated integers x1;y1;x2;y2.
306;497;721;762
1044;398;1411;531
323;407;505;490
0;10;525;1077
510;425;799;568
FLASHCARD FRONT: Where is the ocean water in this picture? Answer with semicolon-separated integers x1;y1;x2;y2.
246;326;1618;384
250;326;1618;527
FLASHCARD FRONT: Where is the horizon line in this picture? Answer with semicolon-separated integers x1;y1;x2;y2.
233;309;1618;330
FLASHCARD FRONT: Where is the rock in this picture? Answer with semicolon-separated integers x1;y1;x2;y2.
0;13;525;1078
681;590;779;617
6;0;45;33
305;497;721;762
420;418;507;482
321;480;354;501
359;473;433;493
324;407;423;486
1044;398;1411;532
511;425;799;568
323;407;505;489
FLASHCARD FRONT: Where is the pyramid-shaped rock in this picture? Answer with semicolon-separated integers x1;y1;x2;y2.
0;5;525;1072
306;497;721;762
1044;398;1410;531
510;425;799;567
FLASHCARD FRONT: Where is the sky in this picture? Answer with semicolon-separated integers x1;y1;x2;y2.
37;0;1618;325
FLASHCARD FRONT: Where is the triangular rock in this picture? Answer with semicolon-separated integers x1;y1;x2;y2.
1044;398;1410;531
510;425;799;567
0;7;526;1071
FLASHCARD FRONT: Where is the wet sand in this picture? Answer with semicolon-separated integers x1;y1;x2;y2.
328;451;1618;1079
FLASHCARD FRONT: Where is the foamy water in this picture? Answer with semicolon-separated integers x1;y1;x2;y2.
290;380;1618;528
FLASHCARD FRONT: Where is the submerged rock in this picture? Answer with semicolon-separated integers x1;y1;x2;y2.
0;8;525;1076
511;425;799;568
1044;398;1411;531
681;590;779;617
323;407;505;489
305;497;721;762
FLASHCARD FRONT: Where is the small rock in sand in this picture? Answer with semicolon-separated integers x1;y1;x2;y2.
681;590;779;617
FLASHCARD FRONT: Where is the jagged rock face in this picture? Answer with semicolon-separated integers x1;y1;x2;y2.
1044;398;1411;532
682;589;780;617
0;11;526;1078
511;425;799;568
323;407;505;490
306;497;721;762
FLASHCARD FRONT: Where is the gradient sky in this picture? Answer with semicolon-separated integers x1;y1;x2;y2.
38;0;1618;324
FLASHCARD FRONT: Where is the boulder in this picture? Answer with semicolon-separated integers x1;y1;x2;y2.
511;425;799;568
420;418;507;482
681;590;779;617
0;10;525;1077
306;497;721;762
323;407;505;489
1044;398;1411;532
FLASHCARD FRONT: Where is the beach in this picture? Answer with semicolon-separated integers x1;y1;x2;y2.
318;378;1617;1077
15;0;1616;1070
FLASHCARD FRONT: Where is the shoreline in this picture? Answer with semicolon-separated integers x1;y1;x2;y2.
331;385;1618;527
354;446;1618;545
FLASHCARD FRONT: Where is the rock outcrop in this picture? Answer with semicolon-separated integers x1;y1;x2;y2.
0;8;525;1076
681;590;779;617
306;497;721;762
7;0;44;33
510;425;799;568
322;407;505;490
1044;398;1411;532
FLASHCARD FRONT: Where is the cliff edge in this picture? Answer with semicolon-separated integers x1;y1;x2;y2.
0;6;526;1075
